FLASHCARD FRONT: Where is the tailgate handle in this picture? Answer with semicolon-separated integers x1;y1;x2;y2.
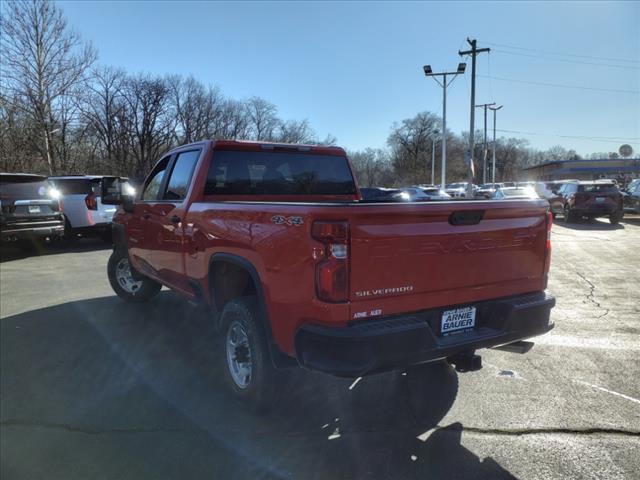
449;210;484;226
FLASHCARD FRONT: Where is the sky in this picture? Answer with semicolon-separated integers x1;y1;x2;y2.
57;0;639;156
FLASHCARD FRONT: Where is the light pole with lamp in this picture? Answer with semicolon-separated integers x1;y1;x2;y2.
423;63;466;189
430;130;439;185
489;105;503;184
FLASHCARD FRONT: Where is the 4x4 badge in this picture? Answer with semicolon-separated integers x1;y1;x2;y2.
271;215;303;226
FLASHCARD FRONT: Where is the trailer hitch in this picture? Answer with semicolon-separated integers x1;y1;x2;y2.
447;351;482;373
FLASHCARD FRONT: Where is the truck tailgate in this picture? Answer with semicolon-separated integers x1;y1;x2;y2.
348;200;549;319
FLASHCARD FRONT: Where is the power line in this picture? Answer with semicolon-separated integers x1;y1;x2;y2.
480;74;640;95
493;49;640;71
496;128;640;144
480;40;640;65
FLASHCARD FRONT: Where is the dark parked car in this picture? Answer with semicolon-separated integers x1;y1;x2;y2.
556;180;624;224
359;187;403;202
0;173;65;246
623;180;640;214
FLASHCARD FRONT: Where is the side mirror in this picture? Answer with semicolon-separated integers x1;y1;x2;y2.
101;176;136;213
101;176;122;204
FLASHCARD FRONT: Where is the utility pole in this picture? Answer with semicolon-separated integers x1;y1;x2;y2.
459;38;490;197
423;63;466;189
475;102;495;184
489;105;503;184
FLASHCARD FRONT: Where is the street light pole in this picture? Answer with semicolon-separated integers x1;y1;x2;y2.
423;63;466;189
489;105;503;184
475;102;495;184
431;132;437;185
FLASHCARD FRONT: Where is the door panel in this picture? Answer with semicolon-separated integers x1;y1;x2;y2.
143;202;189;290
127;156;171;276
143;149;201;294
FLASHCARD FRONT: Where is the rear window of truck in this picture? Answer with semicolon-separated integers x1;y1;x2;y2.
205;150;356;195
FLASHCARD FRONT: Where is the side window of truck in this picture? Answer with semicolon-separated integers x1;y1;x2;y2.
142;157;170;201
163;150;200;200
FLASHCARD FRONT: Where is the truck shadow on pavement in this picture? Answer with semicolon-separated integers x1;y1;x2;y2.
553;218;624;231
1;292;516;480
0;237;111;263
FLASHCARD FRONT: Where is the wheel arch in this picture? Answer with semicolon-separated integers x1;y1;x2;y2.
208;252;296;368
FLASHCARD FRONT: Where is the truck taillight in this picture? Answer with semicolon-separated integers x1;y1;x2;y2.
544;210;553;277
312;221;349;303
85;193;98;211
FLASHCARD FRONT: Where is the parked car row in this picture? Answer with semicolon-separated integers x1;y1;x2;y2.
1;173;135;249
3;167;637;251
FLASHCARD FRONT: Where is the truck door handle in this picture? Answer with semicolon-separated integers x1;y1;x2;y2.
142;213;151;220
169;215;181;223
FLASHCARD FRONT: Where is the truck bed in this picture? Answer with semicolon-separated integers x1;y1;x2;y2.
185;198;550;354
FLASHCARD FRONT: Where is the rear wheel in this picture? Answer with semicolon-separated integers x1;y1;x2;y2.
220;296;280;412
60;218;79;246
563;205;575;223
609;210;623;225
107;250;161;302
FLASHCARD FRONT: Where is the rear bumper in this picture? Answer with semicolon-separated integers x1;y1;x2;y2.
571;205;619;215
295;291;555;377
1;220;65;241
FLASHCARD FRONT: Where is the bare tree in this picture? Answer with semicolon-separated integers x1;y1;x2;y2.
0;95;41;172
169;75;225;144
78;66;129;171
1;0;96;174
349;148;394;187
387;112;442;184
276;119;316;144
245;96;279;141
122;74;175;178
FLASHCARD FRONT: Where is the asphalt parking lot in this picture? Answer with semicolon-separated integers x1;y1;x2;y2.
1;217;639;480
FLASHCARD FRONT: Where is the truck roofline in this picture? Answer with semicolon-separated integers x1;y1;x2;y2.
163;139;346;157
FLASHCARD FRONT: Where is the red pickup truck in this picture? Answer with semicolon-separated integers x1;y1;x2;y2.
103;140;555;410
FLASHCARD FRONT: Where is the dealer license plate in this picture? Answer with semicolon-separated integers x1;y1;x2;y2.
441;306;476;336
28;205;41;213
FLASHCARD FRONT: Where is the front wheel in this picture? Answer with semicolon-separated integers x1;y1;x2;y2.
220;296;280;412
107;250;161;302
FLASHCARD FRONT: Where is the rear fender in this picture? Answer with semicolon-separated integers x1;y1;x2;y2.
209;252;297;368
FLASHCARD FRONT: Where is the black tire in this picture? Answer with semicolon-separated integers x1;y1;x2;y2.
609;210;623;225
220;296;280;413
564;205;574;223
100;228;113;245
107;250;161;302
58;218;80;247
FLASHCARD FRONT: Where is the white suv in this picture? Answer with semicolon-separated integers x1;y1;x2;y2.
48;176;118;242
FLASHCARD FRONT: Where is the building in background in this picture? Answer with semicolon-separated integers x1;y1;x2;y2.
523;158;640;186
